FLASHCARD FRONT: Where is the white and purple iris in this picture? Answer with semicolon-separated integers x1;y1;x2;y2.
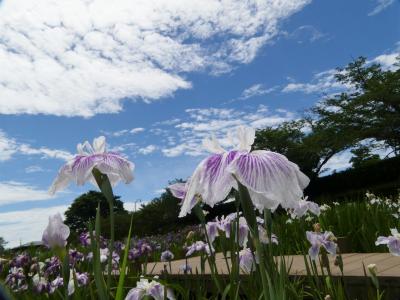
49;136;134;194
42;213;70;249
291;198;321;219
185;241;213;257
375;229;400;256
178;126;309;217
125;277;175;300
239;248;259;274
306;231;337;260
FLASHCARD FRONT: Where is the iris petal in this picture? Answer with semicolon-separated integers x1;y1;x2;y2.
228;150;309;210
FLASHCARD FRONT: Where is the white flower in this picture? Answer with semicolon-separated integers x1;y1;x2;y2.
179;126;309;217
42;213;70;249
125;277;175;300
50;136;134;194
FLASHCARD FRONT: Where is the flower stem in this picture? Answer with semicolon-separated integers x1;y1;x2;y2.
92;168;115;297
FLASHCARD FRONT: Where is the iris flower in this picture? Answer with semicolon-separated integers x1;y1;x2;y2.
49;136;134;194
375;229;400;256
291;198;320;219
125;278;175;300
42;213;70;249
306;231;337;260
179;126;309;217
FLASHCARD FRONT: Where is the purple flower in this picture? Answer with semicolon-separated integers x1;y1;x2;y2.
179;126;309;217
161;250;174;262
179;264;192;274
44;256;61;277
206;221;219;244
49;276;63;294
258;226;278;245
42;213;70;249
49;136;134;194
239;248;258;274
32;274;48;294
291;198;320;218
186;241;212;257
5;267;28;292
128;248;141;260
69;249;84;266
125;278;175;300
10;253;30;268
76;272;89;286
376;228;400;256
306;231;337;260
79;232;91;246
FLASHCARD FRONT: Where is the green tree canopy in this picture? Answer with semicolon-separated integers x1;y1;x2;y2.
0;237;7;254
312;56;400;156
64;190;127;232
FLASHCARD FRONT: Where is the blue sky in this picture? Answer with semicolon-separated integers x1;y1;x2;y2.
0;0;399;247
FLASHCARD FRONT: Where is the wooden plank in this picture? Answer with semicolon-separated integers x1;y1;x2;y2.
146;253;400;278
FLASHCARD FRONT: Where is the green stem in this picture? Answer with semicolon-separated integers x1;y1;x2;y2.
92;168;115;297
236;180;269;300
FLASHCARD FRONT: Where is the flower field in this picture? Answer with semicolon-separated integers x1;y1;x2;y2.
0;129;399;300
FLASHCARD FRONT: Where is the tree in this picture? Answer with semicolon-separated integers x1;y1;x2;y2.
350;145;381;169
253;119;353;179
0;237;7;254
65;191;127;232
312;56;400;156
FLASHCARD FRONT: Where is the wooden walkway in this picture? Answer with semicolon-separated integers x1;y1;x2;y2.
147;253;400;277
147;253;400;298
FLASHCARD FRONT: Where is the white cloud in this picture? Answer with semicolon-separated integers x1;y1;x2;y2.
0;205;68;248
368;0;395;16
0;130;17;161
25;165;47;173
282;69;347;94
282;46;400;94
103;127;145;137
0;129;73;161
138;145;157;155
130;128;145;134
0;181;54;206
281;25;327;43
161;105;295;157
240;84;278;100
0;0;311;117
371;53;399;70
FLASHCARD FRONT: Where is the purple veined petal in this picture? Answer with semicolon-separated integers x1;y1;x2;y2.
42;213;70;249
148;284;164;300
49;162;74;195
387;238;400;256
206;222;219;244
228;150;310;211
322;241;337;255
168;182;187;200
179;151;239;217
125;288;145;300
306;231;318;244
308;244;320;260
95;153;135;185
235;126;255;152
375;236;391;246
71;155;100;186
239;248;257;274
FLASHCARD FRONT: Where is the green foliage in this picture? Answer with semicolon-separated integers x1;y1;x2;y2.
0;237;7;254
312;56;400;155
130;182;197;237
64;190;127;232
307;155;400;202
